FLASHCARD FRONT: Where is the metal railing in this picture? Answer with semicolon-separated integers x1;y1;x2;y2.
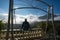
1;28;44;40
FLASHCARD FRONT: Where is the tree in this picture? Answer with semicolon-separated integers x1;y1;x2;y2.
0;20;4;39
37;21;53;32
0;21;4;30
37;21;46;31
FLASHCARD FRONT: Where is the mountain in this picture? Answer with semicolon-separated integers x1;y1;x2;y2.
39;14;58;19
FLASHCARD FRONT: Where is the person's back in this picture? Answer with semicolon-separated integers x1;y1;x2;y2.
22;19;30;31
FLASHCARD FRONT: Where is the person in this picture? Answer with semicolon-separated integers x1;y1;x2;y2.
22;19;30;31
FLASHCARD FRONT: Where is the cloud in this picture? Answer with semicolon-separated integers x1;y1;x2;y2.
0;13;8;23
0;13;41;24
54;16;60;20
0;13;60;24
13;14;41;24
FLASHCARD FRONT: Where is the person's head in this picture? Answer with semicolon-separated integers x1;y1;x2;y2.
25;18;27;22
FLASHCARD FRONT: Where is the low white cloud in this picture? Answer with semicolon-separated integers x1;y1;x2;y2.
13;14;41;24
54;16;60;20
0;13;41;24
0;13;60;24
0;13;8;23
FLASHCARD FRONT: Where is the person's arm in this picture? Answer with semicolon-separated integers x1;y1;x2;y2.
28;22;30;28
28;22;31;30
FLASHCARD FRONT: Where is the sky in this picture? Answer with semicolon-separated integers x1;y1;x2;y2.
0;0;60;24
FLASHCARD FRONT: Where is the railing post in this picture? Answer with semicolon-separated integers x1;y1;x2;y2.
51;5;57;40
46;6;50;33
10;0;14;40
6;0;12;40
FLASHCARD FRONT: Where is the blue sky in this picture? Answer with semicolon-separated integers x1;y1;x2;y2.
0;0;60;15
0;0;60;23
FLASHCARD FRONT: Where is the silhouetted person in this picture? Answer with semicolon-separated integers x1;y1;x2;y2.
57;29;60;35
22;19;30;31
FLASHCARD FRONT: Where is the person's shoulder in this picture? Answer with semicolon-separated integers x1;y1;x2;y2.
23;22;25;24
23;21;29;23
27;22;29;24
